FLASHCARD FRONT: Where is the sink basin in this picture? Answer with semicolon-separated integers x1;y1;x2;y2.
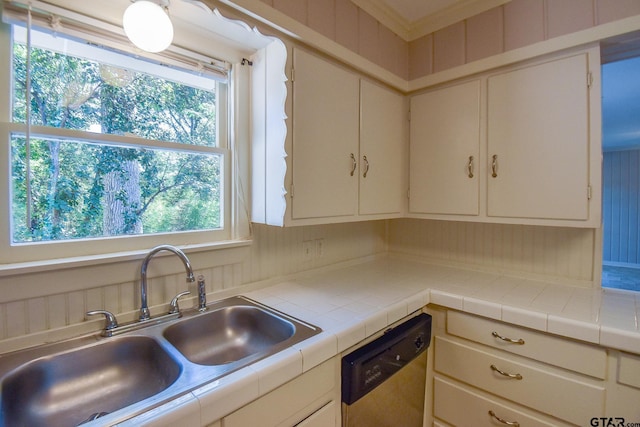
1;336;180;427
163;298;317;366
0;296;321;426
164;304;295;365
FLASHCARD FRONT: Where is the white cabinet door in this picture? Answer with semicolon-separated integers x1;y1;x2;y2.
409;80;481;215
359;80;405;216
291;49;359;220
487;53;591;220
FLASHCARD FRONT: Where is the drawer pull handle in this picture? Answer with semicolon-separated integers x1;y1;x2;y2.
492;331;525;345
489;410;520;427
490;364;523;380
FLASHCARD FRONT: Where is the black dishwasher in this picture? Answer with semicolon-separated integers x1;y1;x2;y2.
341;313;432;427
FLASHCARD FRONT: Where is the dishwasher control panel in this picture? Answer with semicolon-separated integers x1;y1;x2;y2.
341;313;432;404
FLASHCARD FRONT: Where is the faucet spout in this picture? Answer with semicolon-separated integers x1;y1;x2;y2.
140;245;195;321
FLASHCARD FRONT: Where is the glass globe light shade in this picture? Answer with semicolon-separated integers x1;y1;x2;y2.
123;1;174;53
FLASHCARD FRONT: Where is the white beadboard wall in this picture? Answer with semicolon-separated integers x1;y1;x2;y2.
0;218;599;351
602;149;640;266
388;218;597;286
0;221;386;351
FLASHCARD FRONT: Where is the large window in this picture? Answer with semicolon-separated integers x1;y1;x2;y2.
1;20;234;263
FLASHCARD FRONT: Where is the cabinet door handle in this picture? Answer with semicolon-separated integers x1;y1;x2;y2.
362;155;370;178
467;155;474;178
350;153;357;176
490;364;523;380
491;154;498;178
489;410;520;427
492;331;525;345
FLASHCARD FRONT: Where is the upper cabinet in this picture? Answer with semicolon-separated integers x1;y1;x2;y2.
253;45;601;228
290;48;360;220
410;80;481;216
409;46;602;228
359;79;406;216
253;48;407;226
486;53;591;221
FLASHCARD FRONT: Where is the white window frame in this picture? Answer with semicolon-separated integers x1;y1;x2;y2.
0;2;252;266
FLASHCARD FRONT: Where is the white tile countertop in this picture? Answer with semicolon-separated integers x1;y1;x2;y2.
246;254;640;355
118;254;640;426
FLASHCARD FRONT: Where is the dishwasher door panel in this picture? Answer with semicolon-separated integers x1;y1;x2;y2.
342;352;427;427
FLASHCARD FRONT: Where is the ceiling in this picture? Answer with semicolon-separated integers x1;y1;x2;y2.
374;0;466;22
351;0;510;40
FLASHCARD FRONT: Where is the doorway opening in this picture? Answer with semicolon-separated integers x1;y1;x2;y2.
601;33;640;291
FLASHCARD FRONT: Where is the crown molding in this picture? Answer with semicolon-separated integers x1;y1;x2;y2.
351;0;511;41
350;0;411;40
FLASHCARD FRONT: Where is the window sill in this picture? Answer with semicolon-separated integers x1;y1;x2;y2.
0;239;253;278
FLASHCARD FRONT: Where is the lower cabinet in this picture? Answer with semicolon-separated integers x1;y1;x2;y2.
435;335;604;425
430;308;618;427
222;357;340;427
606;351;640;423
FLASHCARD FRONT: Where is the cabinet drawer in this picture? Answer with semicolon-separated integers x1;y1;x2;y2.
435;336;605;425
447;310;607;379
618;351;640;389
434;376;572;427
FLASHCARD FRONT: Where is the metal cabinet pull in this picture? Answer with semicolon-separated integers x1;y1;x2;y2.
467;156;474;178
492;331;525;345
491;154;498;177
490;364;523;380
489;410;520;427
363;155;370;178
350;153;357;176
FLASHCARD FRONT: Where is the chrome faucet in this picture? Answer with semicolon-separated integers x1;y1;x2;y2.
139;245;195;321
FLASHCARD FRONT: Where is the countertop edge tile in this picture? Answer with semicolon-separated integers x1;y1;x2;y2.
501;305;548;332
547;314;600;344
386;301;410;324
407;292;428;314
335;321;367;353
293;332;338;373
463;297;502;320
114;393;201;427
249;347;303;396
600;325;640;354
429;290;464;310
364;310;388;337
193;367;260;425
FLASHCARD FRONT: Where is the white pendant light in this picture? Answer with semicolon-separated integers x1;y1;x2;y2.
123;0;174;53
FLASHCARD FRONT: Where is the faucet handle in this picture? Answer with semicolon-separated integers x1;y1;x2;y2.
86;310;119;331
169;291;191;314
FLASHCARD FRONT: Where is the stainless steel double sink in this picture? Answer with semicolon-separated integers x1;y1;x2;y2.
0;296;321;427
